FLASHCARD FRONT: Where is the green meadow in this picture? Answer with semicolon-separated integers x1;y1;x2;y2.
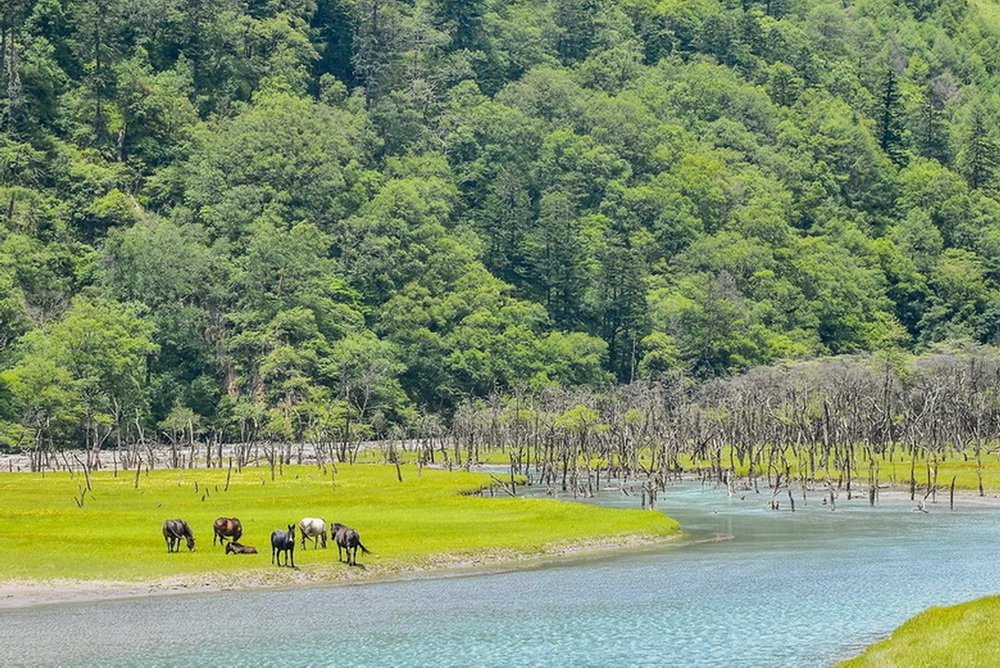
840;596;1000;667
0;463;679;582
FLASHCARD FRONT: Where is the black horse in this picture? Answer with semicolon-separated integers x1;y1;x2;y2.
332;522;370;566
271;524;296;568
162;519;196;552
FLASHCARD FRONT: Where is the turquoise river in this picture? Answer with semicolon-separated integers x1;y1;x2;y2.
2;481;999;666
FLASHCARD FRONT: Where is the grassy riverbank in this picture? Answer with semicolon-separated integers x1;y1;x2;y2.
840;596;1000;667
0;463;679;591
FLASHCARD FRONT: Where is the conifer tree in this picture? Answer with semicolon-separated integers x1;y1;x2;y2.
554;0;601;64
430;0;486;52
0;0;26;132
911;80;950;164
877;69;907;166
957;108;999;191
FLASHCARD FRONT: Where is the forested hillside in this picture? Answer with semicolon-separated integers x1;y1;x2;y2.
2;0;999;450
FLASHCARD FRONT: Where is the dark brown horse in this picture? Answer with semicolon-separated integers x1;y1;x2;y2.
225;542;258;555
270;524;296;568
213;517;243;546
332;522;370;566
162;519;195;552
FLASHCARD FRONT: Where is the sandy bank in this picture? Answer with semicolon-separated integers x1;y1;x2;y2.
0;532;700;610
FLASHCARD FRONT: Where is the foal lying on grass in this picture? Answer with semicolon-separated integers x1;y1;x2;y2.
225;542;258;555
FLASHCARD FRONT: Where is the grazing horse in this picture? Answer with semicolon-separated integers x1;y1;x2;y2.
225;542;258;555
213;517;243;546
162;519;196;553
270;524;296;568
298;517;327;549
332;522;370;566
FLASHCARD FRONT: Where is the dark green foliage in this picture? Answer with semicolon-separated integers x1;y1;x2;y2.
876;68;907;166
554;0;602;64
430;0;486;52
909;79;951;164
957;107;1000;192
3;0;1000;448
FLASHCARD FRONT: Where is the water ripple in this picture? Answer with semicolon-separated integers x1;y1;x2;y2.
3;486;999;667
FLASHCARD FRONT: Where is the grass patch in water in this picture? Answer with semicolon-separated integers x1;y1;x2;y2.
678;448;1000;493
840;596;1000;667
0;463;679;582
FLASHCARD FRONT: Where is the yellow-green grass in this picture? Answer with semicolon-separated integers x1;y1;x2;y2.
840;596;1000;667
367;444;1000;495
679;448;1000;493
0;463;679;583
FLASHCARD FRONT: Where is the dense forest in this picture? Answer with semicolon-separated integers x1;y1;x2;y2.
2;0;1000;454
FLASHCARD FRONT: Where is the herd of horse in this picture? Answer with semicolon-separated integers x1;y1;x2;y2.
161;516;370;568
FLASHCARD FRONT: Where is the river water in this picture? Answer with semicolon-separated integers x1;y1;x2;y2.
3;483;999;667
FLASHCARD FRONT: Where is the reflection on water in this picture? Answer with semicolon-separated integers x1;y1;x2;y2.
3;483;999;667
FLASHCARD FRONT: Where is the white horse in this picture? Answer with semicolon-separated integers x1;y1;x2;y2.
298;517;327;549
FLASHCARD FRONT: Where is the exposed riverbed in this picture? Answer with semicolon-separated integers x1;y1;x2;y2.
3;482;999;667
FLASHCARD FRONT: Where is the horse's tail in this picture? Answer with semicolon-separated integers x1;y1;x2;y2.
358;540;371;555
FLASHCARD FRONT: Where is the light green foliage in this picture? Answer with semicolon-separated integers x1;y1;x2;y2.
538;331;612;388
30;297;156;397
1;357;81;449
3;0;1000;442
648;271;780;376
789;92;898;223
790;236;898;352
555;403;602;431
898;158;980;247
111;49;199;168
0;232;76;328
183;91;364;239
6;297;157;447
891;209;943;277
378;263;607;405
920;248;999;342
324;331;409;427
0;268;30;359
220;221;372;437
336;162;466;300
97;216;220;417
99;216;213;307
536;129;630;211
